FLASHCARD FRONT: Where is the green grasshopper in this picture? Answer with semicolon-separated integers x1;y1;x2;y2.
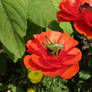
42;35;64;55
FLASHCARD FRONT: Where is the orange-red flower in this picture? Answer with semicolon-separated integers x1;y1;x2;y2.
57;0;92;39
24;31;82;79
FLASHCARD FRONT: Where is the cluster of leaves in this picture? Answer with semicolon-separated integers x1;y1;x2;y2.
0;0;92;92
0;0;61;62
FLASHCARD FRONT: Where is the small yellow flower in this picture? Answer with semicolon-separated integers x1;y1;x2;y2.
27;88;35;92
28;70;43;84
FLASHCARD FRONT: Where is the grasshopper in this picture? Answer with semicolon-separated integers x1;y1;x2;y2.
42;35;64;55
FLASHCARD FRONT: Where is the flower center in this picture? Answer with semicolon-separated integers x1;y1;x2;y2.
79;3;92;12
42;35;64;56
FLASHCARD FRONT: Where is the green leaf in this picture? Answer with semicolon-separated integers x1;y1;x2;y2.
0;0;28;58
60;22;73;35
51;0;61;10
0;83;3;86
28;0;58;27
79;71;91;80
5;47;18;63
42;77;69;92
47;21;62;32
10;86;25;92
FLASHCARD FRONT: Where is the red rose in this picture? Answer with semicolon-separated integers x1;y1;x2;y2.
24;31;82;79
57;0;92;39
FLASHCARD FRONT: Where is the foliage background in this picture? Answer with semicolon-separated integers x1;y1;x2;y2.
0;0;92;92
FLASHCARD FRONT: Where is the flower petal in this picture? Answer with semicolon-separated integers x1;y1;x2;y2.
57;0;81;21
26;40;39;53
74;20;92;39
33;31;61;45
26;40;46;55
48;31;62;43
57;33;78;50
82;10;92;27
62;48;82;65
60;0;80;14
28;54;58;72
57;11;80;21
43;66;68;77
31;54;54;69
24;55;32;69
60;64;79;79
